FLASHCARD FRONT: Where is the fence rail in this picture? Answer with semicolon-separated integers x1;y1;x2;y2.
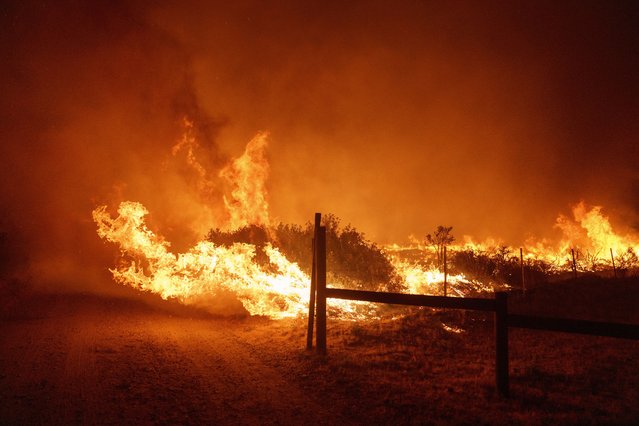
508;314;639;339
325;288;496;311
306;213;639;398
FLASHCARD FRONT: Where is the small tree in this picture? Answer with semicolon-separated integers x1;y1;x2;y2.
425;225;454;270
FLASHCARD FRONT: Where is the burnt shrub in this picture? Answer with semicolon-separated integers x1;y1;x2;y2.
206;214;402;292
451;246;547;288
615;247;639;277
321;214;403;292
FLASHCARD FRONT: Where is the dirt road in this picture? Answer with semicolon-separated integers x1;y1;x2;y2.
0;294;343;425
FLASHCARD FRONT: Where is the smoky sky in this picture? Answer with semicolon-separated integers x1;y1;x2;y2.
1;0;638;291
155;0;639;240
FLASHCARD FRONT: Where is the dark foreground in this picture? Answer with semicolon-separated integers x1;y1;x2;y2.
1;278;638;425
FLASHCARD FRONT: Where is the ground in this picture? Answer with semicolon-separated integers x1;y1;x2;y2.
1;278;638;425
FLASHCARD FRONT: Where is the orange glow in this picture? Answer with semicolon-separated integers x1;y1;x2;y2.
219;132;270;229
93;126;638;319
93;201;309;318
388;257;495;297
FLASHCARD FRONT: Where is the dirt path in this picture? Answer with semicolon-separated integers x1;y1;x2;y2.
0;294;347;425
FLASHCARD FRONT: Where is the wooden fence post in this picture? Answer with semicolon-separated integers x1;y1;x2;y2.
495;291;509;397
571;248;577;279
443;245;447;297
306;213;321;350
520;248;525;293
316;226;327;354
610;248;617;279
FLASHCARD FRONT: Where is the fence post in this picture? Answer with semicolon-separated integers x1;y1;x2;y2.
443;245;448;297
610;248;617;279
520;248;525;293
571;248;577;279
306;213;321;350
495;291;509;397
316;225;327;354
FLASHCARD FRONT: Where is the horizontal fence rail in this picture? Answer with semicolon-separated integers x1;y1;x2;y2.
307;212;639;398
509;314;639;340
325;288;496;311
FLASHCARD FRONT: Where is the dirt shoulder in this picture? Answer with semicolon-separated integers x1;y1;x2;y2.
0;293;351;425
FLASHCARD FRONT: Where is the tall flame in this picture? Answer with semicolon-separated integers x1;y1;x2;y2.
170;118;218;200
557;202;639;256
219;132;270;229
93;130;373;319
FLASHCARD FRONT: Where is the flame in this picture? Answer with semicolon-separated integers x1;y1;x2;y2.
170;118;218;201
93;201;308;318
525;202;639;271
388;257;497;296
390;201;639;277
93;123;638;321
219;132;270;229
557;202;639;257
94;129;379;319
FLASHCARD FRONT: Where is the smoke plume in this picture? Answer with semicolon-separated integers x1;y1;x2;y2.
1;1;638;294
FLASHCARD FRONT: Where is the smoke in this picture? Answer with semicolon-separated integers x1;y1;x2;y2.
150;1;639;243
0;0;226;293
1;1;638;294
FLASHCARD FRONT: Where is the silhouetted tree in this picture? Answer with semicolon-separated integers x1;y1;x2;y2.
425;226;454;270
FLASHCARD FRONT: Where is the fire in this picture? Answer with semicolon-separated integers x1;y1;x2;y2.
93;123;638;320
93;201;309;318
389;201;639;279
557;202;639;257
388;257;494;297
93;200;375;319
93;130;372;319
94;129;306;318
219;132;270;229
524;202;639;271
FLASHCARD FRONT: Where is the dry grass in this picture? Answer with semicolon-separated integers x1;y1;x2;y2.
244;277;639;425
1;277;638;425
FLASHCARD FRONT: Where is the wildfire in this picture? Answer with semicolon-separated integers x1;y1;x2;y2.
93;123;638;319
389;202;639;277
93;129;374;319
219;132;271;229
95;128;306;318
388;258;494;297
93;201;309;318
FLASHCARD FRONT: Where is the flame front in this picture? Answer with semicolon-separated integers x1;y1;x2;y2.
93;125;638;320
93;201;309;318
389;258;496;296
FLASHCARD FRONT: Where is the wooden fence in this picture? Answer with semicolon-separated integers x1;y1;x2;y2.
306;213;639;397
